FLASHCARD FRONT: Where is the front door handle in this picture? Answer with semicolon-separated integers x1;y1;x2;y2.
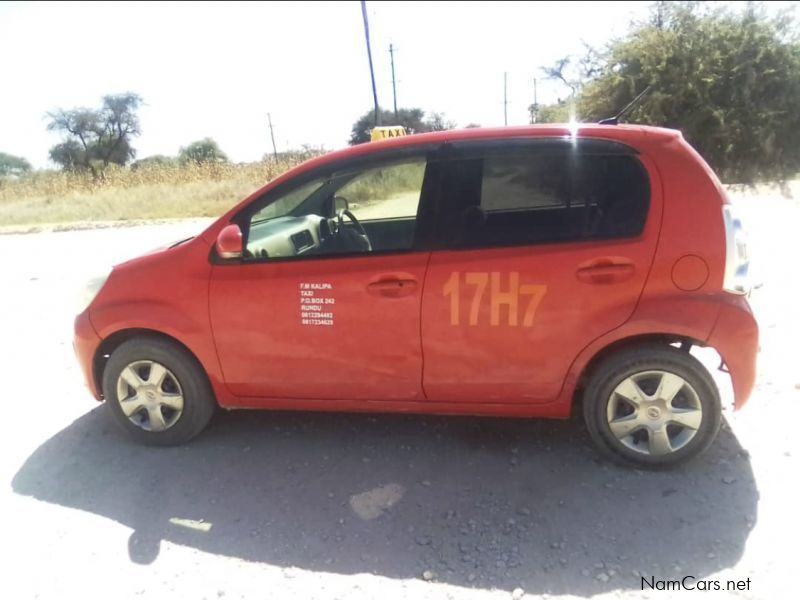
367;276;418;297
576;261;635;284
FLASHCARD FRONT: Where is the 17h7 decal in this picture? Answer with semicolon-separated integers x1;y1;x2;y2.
443;272;547;327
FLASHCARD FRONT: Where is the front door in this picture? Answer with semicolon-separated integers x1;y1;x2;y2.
210;152;437;401
421;139;661;403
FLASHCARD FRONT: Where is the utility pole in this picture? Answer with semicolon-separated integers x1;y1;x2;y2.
360;0;381;127
530;77;539;124
267;113;278;161
504;72;508;126
389;43;398;118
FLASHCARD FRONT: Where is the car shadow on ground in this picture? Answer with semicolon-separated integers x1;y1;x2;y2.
12;407;757;596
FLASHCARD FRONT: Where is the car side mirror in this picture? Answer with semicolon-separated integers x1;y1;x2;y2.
216;224;243;259
333;196;349;214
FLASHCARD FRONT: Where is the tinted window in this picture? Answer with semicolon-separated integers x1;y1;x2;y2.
440;145;649;248
482;154;566;211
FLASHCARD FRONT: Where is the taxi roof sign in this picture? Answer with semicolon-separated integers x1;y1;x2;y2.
370;126;407;142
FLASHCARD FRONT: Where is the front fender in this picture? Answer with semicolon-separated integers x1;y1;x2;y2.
83;235;235;405
88;301;232;406
90;300;203;342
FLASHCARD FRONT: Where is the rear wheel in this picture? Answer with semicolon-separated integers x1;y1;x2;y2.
102;337;216;445
582;345;721;468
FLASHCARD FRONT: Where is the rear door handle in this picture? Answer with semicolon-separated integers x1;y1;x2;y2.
576;262;635;284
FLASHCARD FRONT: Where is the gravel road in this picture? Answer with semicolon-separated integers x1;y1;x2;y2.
2;189;797;600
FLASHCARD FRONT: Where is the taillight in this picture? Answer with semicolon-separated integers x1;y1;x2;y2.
722;205;750;294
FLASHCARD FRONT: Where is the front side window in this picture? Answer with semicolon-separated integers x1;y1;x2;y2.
244;157;427;260
440;144;650;248
250;179;325;223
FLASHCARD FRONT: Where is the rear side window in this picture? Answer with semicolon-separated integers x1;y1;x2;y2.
440;143;650;248
481;154;567;211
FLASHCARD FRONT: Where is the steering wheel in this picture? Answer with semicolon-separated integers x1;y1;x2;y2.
337;208;372;252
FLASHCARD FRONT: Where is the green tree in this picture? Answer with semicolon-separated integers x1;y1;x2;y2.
349;108;455;144
47;93;142;174
48;140;86;172
131;155;177;170
425;112;457;132
0;152;32;177
535;44;605;124
541;57;580;100
178;138;228;164
576;2;800;183
532;101;571;124
539;45;604;103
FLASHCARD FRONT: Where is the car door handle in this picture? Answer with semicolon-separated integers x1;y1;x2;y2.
576;261;635;284
367;277;418;297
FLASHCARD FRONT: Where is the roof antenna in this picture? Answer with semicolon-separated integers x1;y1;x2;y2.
598;85;652;125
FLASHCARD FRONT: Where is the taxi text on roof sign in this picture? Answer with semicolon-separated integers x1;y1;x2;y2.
370;126;407;142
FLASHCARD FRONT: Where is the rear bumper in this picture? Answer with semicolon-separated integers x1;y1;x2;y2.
706;295;759;409
73;310;102;400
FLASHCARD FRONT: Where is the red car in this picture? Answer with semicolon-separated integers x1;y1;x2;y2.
73;124;757;467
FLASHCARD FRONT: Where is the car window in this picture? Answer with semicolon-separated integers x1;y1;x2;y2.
440;146;649;248
481;155;566;211
244;157;427;260
251;179;325;223
335;160;424;221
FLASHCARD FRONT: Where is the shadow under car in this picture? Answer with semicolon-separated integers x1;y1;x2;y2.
12;407;758;596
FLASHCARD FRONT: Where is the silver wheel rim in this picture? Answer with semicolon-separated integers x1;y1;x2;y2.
606;370;703;456
116;360;184;432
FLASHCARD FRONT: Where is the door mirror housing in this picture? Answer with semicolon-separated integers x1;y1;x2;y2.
216;224;243;259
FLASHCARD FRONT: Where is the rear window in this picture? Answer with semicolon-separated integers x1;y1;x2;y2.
440;144;650;248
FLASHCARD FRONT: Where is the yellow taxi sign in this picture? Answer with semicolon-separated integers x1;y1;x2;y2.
370;126;407;142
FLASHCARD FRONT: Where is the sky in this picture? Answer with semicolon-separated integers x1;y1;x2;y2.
0;1;793;168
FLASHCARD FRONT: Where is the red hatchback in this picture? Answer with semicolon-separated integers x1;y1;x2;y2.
73;124;757;467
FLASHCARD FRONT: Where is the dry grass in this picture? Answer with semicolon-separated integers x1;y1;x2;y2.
0;159;311;227
3;157;796;231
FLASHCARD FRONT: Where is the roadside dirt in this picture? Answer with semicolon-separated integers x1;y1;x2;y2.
2;188;797;600
0;217;215;236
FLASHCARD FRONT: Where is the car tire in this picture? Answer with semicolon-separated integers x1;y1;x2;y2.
582;344;721;468
102;336;216;446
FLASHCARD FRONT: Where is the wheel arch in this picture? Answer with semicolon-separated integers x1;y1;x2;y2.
93;328;215;404
568;333;710;414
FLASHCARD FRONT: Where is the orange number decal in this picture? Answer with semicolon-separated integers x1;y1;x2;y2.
465;272;489;326
520;284;547;327
442;271;460;325
490;271;519;326
443;272;547;327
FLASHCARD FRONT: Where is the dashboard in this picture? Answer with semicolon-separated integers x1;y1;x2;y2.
246;215;329;259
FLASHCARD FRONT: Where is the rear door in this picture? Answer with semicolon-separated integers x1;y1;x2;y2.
421;138;662;403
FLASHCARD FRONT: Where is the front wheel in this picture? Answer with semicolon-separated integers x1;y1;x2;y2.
102;336;216;446
582;345;721;468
